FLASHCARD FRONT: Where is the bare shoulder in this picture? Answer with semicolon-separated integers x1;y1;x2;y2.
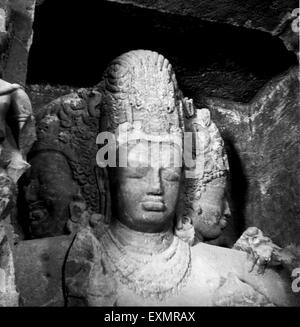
65;227;117;306
0;78;12;88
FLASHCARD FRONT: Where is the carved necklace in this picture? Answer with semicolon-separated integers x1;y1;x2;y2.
99;221;192;302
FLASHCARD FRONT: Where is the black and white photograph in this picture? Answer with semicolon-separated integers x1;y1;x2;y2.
0;0;299;313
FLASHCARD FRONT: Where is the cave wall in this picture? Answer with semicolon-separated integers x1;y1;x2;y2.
104;0;298;35
206;67;300;247
27;0;297;100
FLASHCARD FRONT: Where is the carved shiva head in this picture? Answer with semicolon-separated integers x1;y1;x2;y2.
98;49;230;243
22;90;103;238
98;50;186;234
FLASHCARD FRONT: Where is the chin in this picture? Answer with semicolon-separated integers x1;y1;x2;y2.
133;211;171;231
195;223;223;240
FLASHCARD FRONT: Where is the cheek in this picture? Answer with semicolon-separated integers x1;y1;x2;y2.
162;182;180;207
117;179;146;204
46;193;70;212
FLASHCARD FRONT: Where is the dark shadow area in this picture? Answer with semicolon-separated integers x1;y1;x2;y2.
27;0;297;102
16;173;30;239
223;138;248;237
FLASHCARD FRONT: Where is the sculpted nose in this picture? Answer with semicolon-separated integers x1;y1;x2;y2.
147;168;163;195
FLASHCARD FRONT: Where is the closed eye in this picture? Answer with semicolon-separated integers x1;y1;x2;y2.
161;169;180;182
124;167;149;179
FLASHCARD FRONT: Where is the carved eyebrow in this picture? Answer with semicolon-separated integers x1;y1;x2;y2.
124;166;149;178
127;159;150;168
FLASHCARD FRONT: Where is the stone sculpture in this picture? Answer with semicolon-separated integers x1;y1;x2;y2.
0;78;35;232
0;78;35;306
0;79;35;183
63;50;299;306
21;89;108;238
177;104;230;245
205;65;300;247
0;225;19;306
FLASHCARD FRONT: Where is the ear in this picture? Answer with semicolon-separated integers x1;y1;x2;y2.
68;200;87;224
72;187;85;202
68;189;87;223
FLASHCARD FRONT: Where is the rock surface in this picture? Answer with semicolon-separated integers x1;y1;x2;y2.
0;222;19;306
0;0;36;85
27;0;297;102
15;235;73;306
104;0;298;35
22;0;300;248
206;66;300;247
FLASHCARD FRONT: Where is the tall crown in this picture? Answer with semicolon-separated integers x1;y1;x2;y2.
98;50;185;142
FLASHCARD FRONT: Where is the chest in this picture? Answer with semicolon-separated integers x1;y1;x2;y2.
113;260;222;306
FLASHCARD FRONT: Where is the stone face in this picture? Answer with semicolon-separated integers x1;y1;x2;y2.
62;50;299;307
19;89;106;239
9;48;299;307
178;108;231;245
206;66;300;247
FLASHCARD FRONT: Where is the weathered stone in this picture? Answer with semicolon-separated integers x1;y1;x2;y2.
206;66;300;247
177;107;231;245
0;223;19;306
15;235;73;306
0;80;36;241
279;9;299;60
19;89;107;239
30;0;298;105
104;0;298;35
62;50;299;307
1;0;36;85
0;0;11;70
212;272;273;306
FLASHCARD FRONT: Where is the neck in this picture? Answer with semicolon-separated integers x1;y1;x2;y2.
109;219;174;255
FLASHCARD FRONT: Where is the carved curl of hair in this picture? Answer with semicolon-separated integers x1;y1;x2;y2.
98;50;184;133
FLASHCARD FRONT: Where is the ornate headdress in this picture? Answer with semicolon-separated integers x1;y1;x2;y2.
98;49;185;147
29;89;103;214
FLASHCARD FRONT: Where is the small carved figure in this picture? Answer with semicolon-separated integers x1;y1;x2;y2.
0;79;35;181
234;227;300;275
177;105;230;245
0;79;35;246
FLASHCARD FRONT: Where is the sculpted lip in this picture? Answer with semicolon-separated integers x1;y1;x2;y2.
29;209;47;221
141;197;166;211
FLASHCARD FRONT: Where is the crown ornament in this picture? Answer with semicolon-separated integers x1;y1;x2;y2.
98;50;185;144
